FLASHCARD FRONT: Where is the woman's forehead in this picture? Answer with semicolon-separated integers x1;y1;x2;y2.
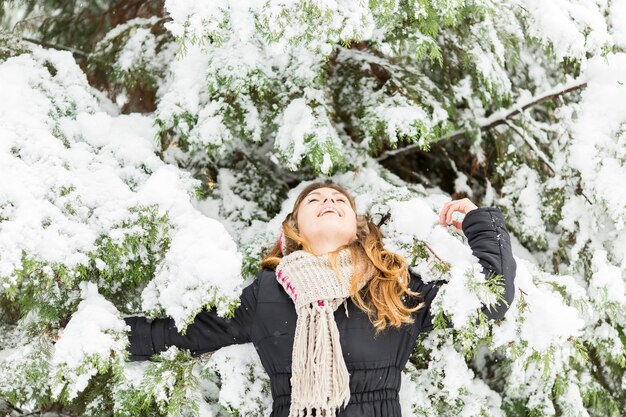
306;188;347;197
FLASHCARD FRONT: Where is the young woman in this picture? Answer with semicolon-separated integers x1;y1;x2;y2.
125;181;517;417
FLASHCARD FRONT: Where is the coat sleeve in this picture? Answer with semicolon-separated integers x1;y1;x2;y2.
461;206;517;321
408;272;446;333
409;206;517;332
124;270;261;361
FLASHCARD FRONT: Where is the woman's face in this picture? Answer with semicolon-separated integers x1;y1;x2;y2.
295;187;357;251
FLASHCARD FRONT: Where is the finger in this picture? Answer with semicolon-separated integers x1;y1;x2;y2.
439;202;450;224
445;201;462;224
450;203;467;224
440;200;456;224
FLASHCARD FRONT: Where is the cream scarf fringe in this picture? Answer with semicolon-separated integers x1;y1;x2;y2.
276;248;373;417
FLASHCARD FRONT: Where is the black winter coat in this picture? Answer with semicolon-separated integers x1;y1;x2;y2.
125;206;517;417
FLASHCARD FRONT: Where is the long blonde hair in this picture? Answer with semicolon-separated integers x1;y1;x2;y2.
260;181;425;334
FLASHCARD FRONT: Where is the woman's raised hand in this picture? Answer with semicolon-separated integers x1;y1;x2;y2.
439;198;479;230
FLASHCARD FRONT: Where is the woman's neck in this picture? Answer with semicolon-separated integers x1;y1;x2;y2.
306;239;345;256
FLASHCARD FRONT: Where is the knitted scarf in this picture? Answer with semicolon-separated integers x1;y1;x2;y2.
276;248;374;417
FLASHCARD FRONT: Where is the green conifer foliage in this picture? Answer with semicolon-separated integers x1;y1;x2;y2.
0;0;624;416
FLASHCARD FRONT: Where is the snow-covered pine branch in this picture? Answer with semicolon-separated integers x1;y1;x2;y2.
0;0;624;415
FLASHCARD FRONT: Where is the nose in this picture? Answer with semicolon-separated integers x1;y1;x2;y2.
323;196;335;203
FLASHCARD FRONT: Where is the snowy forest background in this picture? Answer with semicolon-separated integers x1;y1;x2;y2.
0;0;624;416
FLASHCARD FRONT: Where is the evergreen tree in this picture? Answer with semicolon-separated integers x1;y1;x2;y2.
0;0;624;416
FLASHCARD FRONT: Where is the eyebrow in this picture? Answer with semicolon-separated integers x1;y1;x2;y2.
307;191;345;197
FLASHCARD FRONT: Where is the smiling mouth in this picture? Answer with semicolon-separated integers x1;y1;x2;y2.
318;208;341;217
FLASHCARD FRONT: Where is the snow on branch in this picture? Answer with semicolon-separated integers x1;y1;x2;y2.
377;78;588;162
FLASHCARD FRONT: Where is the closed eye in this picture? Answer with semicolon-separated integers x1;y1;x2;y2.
308;198;346;203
